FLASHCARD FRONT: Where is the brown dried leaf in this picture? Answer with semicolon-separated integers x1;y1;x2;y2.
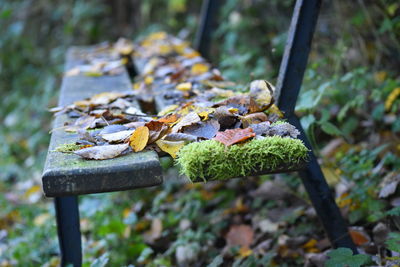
240;112;268;128
129;126;149;152
214;128;255;146
214;106;238;129
145;121;169;143
74;144;129;160
226;224;254;248
171;112;200;133
213;95;250;115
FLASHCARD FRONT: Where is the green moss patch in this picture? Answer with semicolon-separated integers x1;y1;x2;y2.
176;136;309;182
54;143;85;153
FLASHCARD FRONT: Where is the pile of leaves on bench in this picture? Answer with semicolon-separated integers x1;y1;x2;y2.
52;32;308;181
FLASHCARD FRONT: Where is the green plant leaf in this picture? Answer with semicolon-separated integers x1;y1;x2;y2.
386;232;400;252
326;248;370;267
320;121;342;136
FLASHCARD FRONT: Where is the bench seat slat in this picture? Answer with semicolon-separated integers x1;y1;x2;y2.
42;47;163;197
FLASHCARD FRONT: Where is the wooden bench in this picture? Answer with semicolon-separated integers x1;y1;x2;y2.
42;0;357;266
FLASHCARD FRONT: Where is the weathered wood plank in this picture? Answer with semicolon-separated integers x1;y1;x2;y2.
42;47;163;197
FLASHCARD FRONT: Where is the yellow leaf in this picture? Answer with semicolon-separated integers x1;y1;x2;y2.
238;246;253;258
25;185;41;198
133;82;141;90
176;82;192;91
321;167;341;186
302;239;318;249
91;92;124;105
191;63;209;75
267;104;284;118
158;104;179;116
123;208;131;219
155;139;186;158
198;111;210;120
34;213;51;226
129;126;149;152
121;57;129;65
159;44;172;55
374;71;387;83
144;76;154;85
174;42;189;54
184;51;201;59
385;87;400;111
249;80;275;111
147;31;167;41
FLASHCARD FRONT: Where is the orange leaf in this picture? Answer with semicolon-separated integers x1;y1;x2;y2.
349;228;370;246
214;128;255;146
129;126;149;152
158;113;179;123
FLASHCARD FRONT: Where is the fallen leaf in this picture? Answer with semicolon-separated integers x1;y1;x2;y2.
379;172;400;198
100;130;134;143
74;144;129;160
258;219;279;233
240;112;268;128
349;227;371;246
145;121;169;143
214;128;255;146
65;67;80;77
225;224;254;248
164;133;198;143
191;63;209;75
144;218;163;244
65;115;97;132
90;92;125;106
155;139;186;158
238;247;253;258
249;121;271;135
129;126;150;152
158;113;179;124
214;106;238;129
249;80;275;111
176;82;192;91
372;223;389;245
158;104;179;116
182;119;220;139
214;95;250;115
172;112;201;133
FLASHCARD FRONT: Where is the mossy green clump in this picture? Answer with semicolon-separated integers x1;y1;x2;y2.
176;136;309;182
54;143;85;153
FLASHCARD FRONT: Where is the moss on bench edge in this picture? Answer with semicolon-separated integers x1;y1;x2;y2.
176;136;309;182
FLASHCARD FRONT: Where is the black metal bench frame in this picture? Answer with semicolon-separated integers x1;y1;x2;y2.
46;0;356;266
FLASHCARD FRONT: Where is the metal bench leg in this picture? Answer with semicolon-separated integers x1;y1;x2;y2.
288;116;357;252
54;196;82;267
194;0;222;60
274;0;357;252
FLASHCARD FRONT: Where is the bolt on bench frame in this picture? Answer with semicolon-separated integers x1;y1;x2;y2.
42;0;356;266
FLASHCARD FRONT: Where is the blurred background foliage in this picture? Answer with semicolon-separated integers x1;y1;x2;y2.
0;0;399;266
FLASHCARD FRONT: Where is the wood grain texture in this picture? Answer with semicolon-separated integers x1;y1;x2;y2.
42;47;163;197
